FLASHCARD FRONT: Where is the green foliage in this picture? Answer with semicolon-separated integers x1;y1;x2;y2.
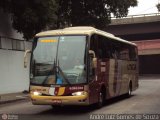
0;0;137;40
157;3;160;12
57;0;137;30
0;0;57;40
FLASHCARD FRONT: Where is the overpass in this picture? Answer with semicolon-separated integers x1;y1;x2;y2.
106;13;160;74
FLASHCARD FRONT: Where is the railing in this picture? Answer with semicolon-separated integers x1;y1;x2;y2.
111;13;160;19
0;36;26;51
110;13;160;25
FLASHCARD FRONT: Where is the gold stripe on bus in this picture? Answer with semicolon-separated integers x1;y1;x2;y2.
58;87;65;96
40;40;57;43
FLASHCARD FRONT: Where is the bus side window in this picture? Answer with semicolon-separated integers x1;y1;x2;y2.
105;40;113;59
110;41;118;59
89;34;98;77
129;46;137;61
119;43;130;60
97;35;112;59
90;34;98;57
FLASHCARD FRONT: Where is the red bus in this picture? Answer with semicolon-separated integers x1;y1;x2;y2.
24;27;138;108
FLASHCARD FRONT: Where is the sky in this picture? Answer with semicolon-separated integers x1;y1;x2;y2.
128;0;159;15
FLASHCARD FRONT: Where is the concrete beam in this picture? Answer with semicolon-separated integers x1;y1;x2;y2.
106;21;160;36
110;13;160;25
138;49;160;55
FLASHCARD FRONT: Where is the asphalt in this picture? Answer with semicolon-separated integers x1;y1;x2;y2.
0;75;159;105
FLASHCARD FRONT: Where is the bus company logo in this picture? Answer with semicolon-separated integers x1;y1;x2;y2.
127;64;136;70
1;114;8;120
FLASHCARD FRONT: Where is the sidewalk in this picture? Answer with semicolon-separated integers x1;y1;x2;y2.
0;92;30;105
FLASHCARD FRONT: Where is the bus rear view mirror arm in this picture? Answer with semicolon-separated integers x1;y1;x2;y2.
24;49;31;68
89;50;97;68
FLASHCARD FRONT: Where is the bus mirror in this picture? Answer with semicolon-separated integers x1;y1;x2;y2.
89;50;97;68
89;50;96;58
24;49;31;68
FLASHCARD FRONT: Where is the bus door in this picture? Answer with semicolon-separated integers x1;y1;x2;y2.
88;50;99;104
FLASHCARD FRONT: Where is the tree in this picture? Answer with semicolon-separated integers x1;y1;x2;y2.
0;0;57;40
157;3;160;12
57;0;137;29
0;0;137;40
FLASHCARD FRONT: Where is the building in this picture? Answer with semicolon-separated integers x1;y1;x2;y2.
106;13;160;74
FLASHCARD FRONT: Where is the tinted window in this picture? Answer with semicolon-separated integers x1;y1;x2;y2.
90;34;137;61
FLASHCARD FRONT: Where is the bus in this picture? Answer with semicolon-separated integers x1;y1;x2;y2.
24;26;139;108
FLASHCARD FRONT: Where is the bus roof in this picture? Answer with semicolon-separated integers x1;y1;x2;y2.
35;26;137;46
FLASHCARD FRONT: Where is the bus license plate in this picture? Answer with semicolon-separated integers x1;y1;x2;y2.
52;99;62;104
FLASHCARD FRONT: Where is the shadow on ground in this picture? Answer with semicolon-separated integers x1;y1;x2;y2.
37;94;135;115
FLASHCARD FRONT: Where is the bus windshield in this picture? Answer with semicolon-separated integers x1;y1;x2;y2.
31;35;87;85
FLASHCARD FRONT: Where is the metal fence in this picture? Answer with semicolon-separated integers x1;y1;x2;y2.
111;13;160;19
110;13;160;25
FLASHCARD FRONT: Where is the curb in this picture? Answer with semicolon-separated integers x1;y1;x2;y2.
0;93;30;105
0;98;29;105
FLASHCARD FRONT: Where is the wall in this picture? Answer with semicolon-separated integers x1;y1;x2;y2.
0;50;30;94
0;9;32;94
139;55;160;74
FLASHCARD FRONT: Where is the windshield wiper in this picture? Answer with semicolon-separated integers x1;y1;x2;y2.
56;65;71;85
36;62;53;65
41;59;71;85
42;60;56;85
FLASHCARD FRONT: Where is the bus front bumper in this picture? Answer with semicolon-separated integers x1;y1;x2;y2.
30;94;89;106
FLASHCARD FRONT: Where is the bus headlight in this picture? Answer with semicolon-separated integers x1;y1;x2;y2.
33;91;42;96
72;91;86;96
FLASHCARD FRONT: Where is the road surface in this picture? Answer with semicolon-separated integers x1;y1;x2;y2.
0;78;160;120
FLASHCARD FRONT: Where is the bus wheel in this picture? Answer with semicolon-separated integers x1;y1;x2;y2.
96;92;104;108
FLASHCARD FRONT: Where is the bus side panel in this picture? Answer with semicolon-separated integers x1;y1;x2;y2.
88;58;111;104
108;59;138;98
108;59;117;98
98;59;110;99
108;59;126;98
128;61;139;91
